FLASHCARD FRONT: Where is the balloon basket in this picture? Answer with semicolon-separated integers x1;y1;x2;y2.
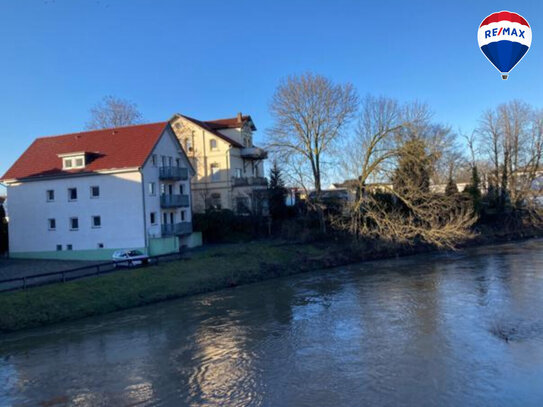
502;74;508;80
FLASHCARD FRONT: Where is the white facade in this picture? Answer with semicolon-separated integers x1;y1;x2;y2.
3;126;196;260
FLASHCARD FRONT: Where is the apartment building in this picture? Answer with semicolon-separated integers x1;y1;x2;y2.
0;122;197;260
170;113;268;214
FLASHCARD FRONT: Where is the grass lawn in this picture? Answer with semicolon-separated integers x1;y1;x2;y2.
0;241;332;333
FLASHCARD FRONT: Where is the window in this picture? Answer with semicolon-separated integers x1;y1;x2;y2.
92;216;101;228
161;156;167;166
210;163;220;181
181;210;186;221
48;218;56;230
210;193;221;209
185;138;193;152
163;212;168;224
160;183;166;195
150;212;156;225
66;244;73;251
56;244;62;251
176;158;181;167
98;243;104;249
168;157;173;167
235;168;242;178
236;197;250;214
210;139;217;151
64;158;73;169
46;190;55;202
70;217;79;230
75;158;84;167
148;182;156;196
179;184;184;195
68;188;77;201
90;186;100;198
152;154;157;167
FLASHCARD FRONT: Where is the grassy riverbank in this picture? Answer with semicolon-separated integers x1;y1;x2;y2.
1;229;541;333
0;241;353;332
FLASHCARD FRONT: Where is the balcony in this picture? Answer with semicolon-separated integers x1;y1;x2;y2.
240;147;268;160
161;222;193;236
159;166;188;180
160;194;190;208
232;176;268;187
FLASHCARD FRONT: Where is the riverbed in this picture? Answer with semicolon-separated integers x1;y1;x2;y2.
1;239;543;406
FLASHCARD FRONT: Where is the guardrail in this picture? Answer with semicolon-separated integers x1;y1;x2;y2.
0;252;187;293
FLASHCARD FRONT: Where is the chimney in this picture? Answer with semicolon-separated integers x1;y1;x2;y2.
237;112;243;123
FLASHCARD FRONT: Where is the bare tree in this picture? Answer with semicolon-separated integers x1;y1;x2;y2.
477;100;543;209
267;72;359;195
336;98;476;249
86;95;144;129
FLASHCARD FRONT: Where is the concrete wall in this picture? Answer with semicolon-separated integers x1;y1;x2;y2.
7;171;146;257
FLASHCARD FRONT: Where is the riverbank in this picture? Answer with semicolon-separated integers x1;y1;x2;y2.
0;228;541;333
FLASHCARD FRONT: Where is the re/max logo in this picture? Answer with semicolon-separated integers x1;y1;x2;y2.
485;27;526;38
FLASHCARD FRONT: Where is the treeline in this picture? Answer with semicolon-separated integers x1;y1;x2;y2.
263;72;543;249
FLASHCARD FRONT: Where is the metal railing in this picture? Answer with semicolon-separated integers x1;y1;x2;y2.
160;194;190;208
161;222;193;236
240;147;268;160
0;252;188;293
232;176;268;187
159;166;188;180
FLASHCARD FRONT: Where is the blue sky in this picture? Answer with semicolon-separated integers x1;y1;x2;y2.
0;0;542;186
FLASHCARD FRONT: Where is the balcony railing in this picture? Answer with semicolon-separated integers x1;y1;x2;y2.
232;176;268;187
240;147;268;160
160;194;190;208
159;166;188;180
161;222;193;236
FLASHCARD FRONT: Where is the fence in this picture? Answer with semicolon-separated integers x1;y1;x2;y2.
0;251;187;293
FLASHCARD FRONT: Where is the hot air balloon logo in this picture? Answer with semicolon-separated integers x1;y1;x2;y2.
477;11;532;79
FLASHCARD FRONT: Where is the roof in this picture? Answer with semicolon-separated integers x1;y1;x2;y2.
1;122;170;182
175;115;245;148
206;115;256;131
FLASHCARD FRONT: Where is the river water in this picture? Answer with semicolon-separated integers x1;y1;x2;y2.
1;240;543;406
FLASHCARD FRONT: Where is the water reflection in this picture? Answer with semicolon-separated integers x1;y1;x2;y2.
1;239;543;406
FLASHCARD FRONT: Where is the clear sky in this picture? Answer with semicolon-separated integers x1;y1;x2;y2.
0;0;542;187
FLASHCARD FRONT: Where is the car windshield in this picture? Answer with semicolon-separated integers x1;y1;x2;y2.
127;250;143;256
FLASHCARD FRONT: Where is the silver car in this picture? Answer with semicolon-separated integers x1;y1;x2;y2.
112;250;149;267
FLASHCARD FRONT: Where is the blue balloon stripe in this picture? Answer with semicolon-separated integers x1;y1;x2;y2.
480;40;529;73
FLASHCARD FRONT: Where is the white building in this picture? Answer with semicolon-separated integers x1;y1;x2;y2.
0;122;198;260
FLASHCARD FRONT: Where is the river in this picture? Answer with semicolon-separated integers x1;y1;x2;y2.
1;239;543;406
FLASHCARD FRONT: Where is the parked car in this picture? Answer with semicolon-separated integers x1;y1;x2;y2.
112;250;149;267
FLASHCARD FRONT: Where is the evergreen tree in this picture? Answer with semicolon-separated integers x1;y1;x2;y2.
268;161;288;220
463;165;482;211
445;177;459;195
392;139;432;196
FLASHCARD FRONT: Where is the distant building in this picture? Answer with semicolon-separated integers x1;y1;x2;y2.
0;122;197;260
170;113;268;215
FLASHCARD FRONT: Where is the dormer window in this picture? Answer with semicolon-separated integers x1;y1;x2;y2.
59;152;87;170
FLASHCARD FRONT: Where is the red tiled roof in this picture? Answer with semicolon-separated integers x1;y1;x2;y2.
179;115;245;148
1;122;169;181
206;115;256;131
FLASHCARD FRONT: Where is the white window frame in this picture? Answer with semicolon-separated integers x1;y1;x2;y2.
68;188;77;201
90;186;100;198
210;163;220;181
150;212;157;225
70;217;79;231
210;139;218;151
149;182;156;196
48;218;56;230
46;189;55;202
92;216;101;228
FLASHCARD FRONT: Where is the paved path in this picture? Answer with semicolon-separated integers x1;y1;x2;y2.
0;258;104;281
